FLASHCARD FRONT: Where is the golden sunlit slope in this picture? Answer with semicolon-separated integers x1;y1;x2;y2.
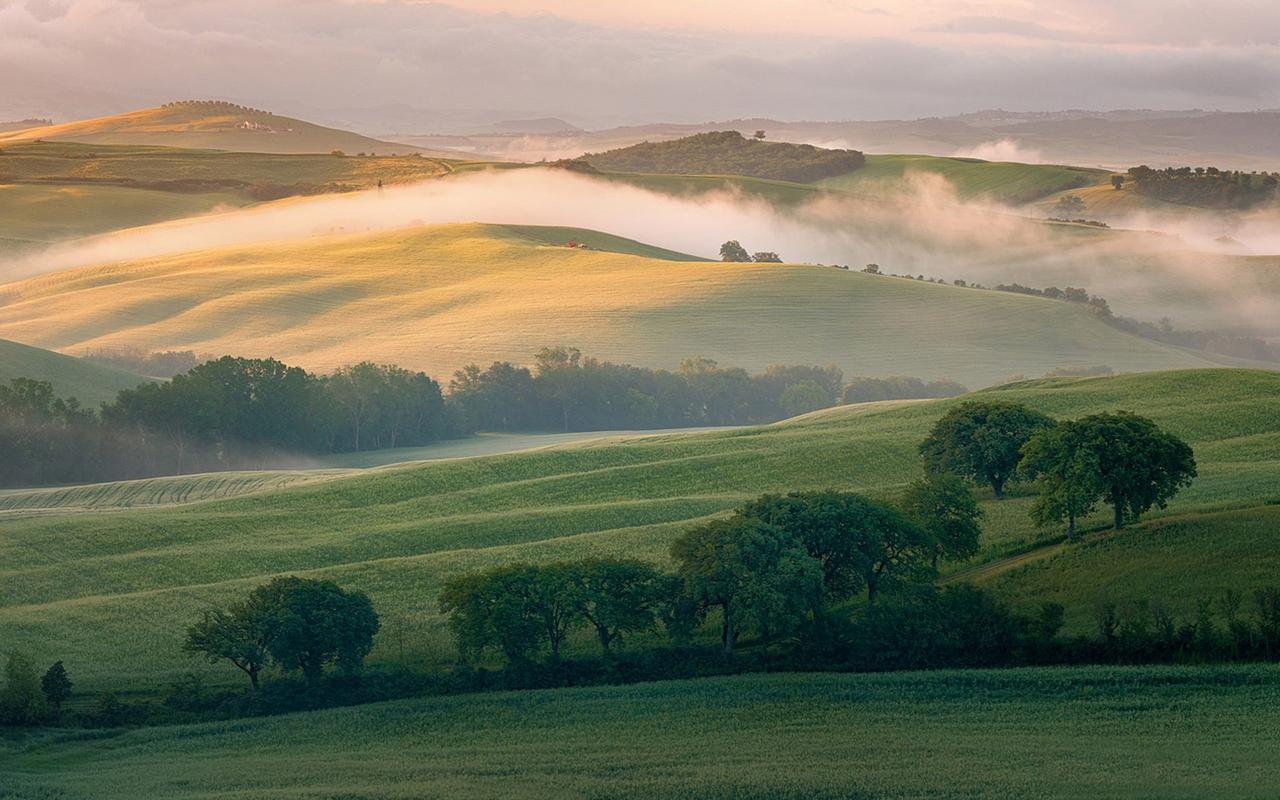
0;101;455;156
0;223;1257;387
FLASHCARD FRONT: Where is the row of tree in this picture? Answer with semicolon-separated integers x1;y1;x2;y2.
1126;165;1279;209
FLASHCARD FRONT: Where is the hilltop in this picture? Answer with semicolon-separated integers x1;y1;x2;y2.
0;338;148;406
0;368;1275;692
582;131;865;183
0;223;1253;388
0;101;457;156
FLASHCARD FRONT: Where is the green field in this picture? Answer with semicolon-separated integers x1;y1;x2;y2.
0;222;1255;388
818;154;1108;203
1;369;1275;692
0;338;147;406
5;665;1280;799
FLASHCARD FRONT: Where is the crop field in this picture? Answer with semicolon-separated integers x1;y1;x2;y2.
5;665;1280;799
0;338;148;406
817;154;1108;202
0;222;1253;388
0;368;1276;691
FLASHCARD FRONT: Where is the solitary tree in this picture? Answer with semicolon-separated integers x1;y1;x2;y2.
753;130;767;140
670;516;822;654
1019;419;1102;541
40;662;72;718
719;240;751;262
256;577;380;683
919;401;1056;499
1074;412;1196;529
1111;174;1125;190
0;652;46;726
899;472;984;568
740;491;934;608
569;559;665;655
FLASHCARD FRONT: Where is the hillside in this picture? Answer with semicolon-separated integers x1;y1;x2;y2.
0;338;147;406
0;101;455;156
1;368;1275;691
818;154;1107;204
0;223;1254;389
6;666;1278;799
582;131;865;182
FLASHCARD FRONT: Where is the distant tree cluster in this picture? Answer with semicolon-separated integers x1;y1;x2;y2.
841;376;967;404
0;357;458;486
582;131;865;183
1127;165;1279;209
81;347;201;378
718;240;783;263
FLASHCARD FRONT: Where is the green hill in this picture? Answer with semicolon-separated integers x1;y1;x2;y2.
0;102;448;156
0;223;1254;388
582;130;865;182
1;368;1275;691
0;338;147;406
818;154;1108;203
5;665;1278;799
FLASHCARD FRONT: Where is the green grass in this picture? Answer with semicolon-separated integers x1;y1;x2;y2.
0;222;1256;388
5;665;1280;799
818;154;1108;203
0;369;1276;691
984;505;1280;631
0;338;148;406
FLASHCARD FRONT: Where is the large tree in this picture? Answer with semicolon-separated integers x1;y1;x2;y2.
439;564;546;665
40;661;72;717
670;516;822;654
919;401;1056;499
719;240;751;262
899;472;984;567
740;491;935;607
184;603;275;689
1073;412;1196;529
0;652;46;726
1019;420;1103;541
569;559;666;655
255;577;380;683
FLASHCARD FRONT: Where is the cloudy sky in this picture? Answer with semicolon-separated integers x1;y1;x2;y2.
2;0;1278;127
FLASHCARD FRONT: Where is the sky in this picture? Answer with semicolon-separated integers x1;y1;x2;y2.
2;0;1279;127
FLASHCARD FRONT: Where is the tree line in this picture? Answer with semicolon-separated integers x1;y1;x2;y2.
1126;165;1279;209
581;131;866;183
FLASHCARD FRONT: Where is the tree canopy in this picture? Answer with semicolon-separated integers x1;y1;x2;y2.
919;401;1056;498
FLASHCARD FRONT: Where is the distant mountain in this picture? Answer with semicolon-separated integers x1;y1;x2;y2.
0;101;452;156
489;118;582;134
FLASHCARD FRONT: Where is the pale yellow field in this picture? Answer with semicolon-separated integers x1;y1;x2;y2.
0;223;1257;387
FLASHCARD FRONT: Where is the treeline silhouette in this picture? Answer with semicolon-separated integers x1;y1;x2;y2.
1127;165;1279;209
1;347;966;487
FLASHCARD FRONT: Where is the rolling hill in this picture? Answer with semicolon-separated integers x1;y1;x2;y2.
0;101;451;156
0;338;147;406
0;223;1256;389
1;368;1275;692
819;154;1107;204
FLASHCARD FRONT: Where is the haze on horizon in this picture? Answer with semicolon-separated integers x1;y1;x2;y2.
2;0;1279;128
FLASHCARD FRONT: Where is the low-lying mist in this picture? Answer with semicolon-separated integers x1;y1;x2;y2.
5;167;1278;336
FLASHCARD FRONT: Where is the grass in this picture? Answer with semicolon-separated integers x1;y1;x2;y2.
984;504;1280;631
0;338;148;406
0;103;445;156
818;154;1108;203
0;369;1276;691
4;665;1280;799
0;222;1255;388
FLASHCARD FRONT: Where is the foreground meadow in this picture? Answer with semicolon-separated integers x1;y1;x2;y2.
4;665;1279;799
1;369;1276;692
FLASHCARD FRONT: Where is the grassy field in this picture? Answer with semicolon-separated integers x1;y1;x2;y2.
0;369;1275;691
0;103;449;156
0;338;147;406
5;665;1280;799
984;504;1280;631
818;154;1108;202
0;222;1254;388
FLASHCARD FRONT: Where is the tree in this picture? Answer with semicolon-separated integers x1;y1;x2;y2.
900;472;984;567
778;380;831;417
753;130;766;140
184;604;274;689
751;251;782;263
40;661;72;717
528;564;580;660
255;577;380;683
569;559;666;654
0;652;46;726
739;491;933;608
1052;195;1086;217
1111;174;1125;190
919;401;1056;499
1073;412;1196;529
719;240;751;262
1019;420;1103;541
440;564;546;665
862;263;881;274
670;516;822;654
